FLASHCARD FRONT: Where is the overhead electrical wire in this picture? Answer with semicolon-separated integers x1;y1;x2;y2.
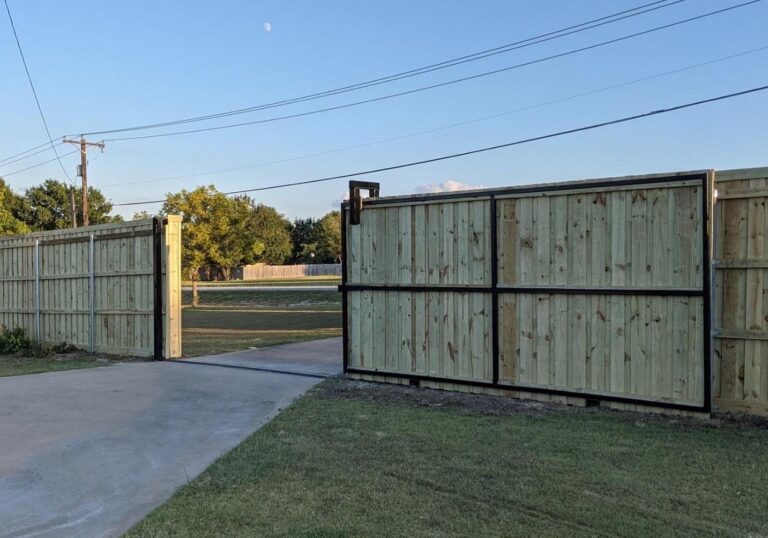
99;45;768;189
0;138;62;166
0;0;685;164
77;0;685;137
3;0;75;185
5;0;759;162
100;0;763;143
0;0;680;166
111;83;768;207
0;141;66;168
1;149;80;178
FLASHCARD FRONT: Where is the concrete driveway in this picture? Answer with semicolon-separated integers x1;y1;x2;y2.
0;339;342;538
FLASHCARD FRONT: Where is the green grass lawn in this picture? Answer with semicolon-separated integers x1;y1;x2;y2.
182;289;342;356
127;379;768;537
0;354;107;377
184;276;341;287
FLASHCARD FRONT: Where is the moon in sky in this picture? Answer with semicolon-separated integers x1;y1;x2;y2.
264;22;272;32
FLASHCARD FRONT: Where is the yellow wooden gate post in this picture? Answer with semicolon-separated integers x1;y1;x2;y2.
163;215;183;358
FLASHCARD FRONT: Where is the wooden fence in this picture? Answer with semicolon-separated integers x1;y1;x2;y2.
238;263;341;280
0;217;182;358
341;171;713;415
714;167;768;416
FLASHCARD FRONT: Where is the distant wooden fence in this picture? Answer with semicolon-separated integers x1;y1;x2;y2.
238;263;341;280
342;171;713;415
714;167;768;416
0;218;182;358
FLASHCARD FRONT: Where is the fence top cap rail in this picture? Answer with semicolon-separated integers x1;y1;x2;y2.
341;169;711;208
715;166;768;182
0;219;151;243
0;215;181;243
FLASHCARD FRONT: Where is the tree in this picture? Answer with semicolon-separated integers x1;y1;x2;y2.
247;204;292;265
162;186;265;304
0;179;30;236
17;179;122;231
132;210;152;220
290;217;317;263
289;212;340;264
314;211;342;263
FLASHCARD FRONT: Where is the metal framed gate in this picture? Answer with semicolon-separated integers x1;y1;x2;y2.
340;171;714;413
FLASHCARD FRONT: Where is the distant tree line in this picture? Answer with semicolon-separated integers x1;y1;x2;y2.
0;178;121;234
0;179;341;283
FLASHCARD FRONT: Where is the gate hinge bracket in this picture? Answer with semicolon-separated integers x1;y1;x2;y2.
349;180;380;225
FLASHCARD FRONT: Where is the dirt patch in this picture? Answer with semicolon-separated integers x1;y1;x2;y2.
317;378;553;417
317;378;768;430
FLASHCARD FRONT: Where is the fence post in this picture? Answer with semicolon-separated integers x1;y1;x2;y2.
152;217;164;360
490;196;499;385
34;239;40;341
163;216;182;358
89;233;95;353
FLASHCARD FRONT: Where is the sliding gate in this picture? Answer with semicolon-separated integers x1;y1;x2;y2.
340;171;714;413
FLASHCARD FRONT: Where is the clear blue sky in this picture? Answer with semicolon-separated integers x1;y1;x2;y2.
1;0;767;220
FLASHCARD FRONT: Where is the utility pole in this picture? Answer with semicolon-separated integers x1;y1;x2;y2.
69;187;78;228
62;137;105;227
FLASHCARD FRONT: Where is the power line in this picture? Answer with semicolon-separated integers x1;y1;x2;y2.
1;149;80;178
102;1;763;143
3;0;75;185
0;0;679;166
112;83;768;207
76;0;684;137
99;45;768;189
0;141;66;168
0;139;60;166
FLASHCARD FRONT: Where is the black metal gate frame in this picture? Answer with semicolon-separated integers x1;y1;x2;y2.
340;172;713;413
152;217;165;361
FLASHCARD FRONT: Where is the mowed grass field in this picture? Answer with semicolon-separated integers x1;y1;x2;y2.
182;288;342;356
0;355;102;377
128;379;768;537
185;276;341;287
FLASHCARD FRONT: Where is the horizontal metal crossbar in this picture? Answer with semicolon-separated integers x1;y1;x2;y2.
347;172;707;208
340;284;703;296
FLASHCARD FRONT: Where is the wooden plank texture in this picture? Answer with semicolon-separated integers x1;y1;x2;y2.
344;173;717;413
714;171;768;414
0;219;181;357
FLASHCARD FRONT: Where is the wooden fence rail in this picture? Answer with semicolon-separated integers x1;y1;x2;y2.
0;217;182;358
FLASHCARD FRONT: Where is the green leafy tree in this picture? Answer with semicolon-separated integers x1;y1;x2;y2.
314;211;342;263
214;195;266;277
162;186;266;303
248;204;292;265
132;210;152;220
18;179;121;231
290;212;340;263
290;217;317;263
0;179;30;236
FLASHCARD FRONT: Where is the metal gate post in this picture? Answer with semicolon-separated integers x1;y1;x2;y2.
341;205;348;371
89;233;95;352
34;239;40;341
490;196;499;384
152;217;164;360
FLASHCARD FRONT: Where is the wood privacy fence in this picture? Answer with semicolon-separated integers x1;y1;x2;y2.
714;167;768;416
238;263;341;280
0;217;182;358
341;172;714;415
